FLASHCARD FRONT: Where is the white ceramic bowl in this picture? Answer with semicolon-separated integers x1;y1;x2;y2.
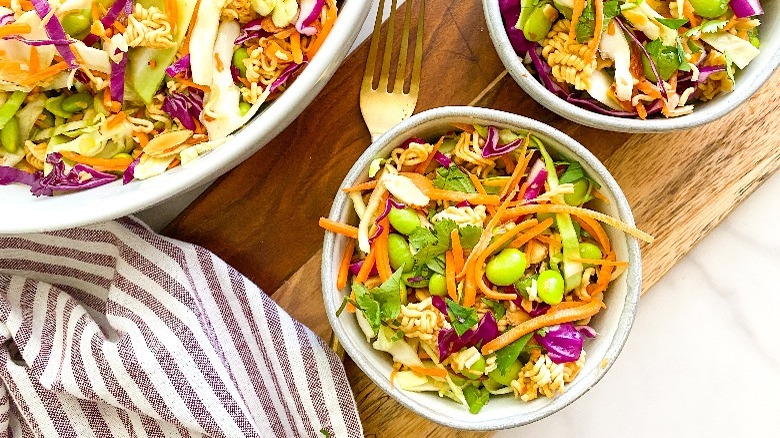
322;107;642;430
0;0;371;234
483;0;780;133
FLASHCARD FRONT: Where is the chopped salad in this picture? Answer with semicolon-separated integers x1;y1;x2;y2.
0;0;337;196
320;125;653;413
499;0;763;118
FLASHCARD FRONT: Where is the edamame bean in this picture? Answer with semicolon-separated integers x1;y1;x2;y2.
388;233;414;272
1;116;20;153
112;152;132;160
579;242;602;261
232;48;250;78
428;273;447;296
239;101;251;116
537;269;564;304
62;10;92;38
485;248;527;286
388;207;420;235
461;354;486;380
523;3;558;42
688;0;728;19
564;178;590;206
45;95;74;118
61;93;92;113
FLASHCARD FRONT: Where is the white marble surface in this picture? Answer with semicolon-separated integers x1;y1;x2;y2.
137;1;780;435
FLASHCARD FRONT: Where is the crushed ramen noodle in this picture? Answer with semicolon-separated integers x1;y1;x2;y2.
321;125;653;414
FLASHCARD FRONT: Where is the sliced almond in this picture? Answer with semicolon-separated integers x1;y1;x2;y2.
143;129;193;158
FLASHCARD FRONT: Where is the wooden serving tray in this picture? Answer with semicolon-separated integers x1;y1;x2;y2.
164;1;780;435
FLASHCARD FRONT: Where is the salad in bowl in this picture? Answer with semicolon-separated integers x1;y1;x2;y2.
320;111;652;419
497;0;764;119
0;0;337;196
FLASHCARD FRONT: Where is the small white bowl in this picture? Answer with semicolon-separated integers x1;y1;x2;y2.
0;0;372;234
322;107;642;430
483;0;780;133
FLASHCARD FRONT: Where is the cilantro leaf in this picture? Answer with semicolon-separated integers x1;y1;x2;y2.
413;219;458;264
575;0;619;43
676;39;691;72
480;297;506;321
656;17;688;30
426;256;446;275
559;161;586;184
372;269;404;321
353;283;381;334
432;166;475;193
459;225;483;249
495;333;533;374
445;298;480;336
391;330;405;342
463;385;490;414
685;19;727;38
724;51;735;83
408;226;436;250
644;39;681;82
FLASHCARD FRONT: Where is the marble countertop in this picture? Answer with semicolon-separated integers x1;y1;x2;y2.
139;2;780;435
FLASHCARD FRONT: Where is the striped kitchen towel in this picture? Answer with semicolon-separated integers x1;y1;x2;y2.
0;217;362;437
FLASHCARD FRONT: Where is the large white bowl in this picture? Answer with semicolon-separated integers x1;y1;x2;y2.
483;0;780;133
322;107;642;430
0;0;372;234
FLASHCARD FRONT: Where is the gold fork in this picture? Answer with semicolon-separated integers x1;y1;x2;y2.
330;0;425;359
360;0;425;142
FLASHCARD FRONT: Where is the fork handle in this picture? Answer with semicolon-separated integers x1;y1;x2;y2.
329;330;346;360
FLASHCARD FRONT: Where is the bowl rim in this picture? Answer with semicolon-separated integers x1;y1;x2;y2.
481;0;780;133
0;0;373;234
322;106;642;430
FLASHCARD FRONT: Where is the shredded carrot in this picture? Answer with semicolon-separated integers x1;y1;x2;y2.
90;2;100;21
451;123;475;134
569;257;628;267
445;251;457;300
103;87;113;110
481;300;604;355
306;6;337;58
337;239;355;290
106;112;126;130
500;155;515;173
568;0;587;43
508;217;554;249
635;101;648;120
167;158;180;170
60;151;133;172
389;369;398;387
607;19;615;36
468;173;496;216
166;0;178;33
463;264;477;307
573;215;611;254
501;203;654;243
290;31;304;65
400;172;501;205
28;47;39;75
591;188;610;204
474;222;534;301
636;80;662;99
346;290;357;313
374;218;393;282
500;138;530;199
0;23;31;38
342;180;378;192
134;131;149;148
355;249;377;284
214;53;224;73
113;21;126;33
149;59;157;68
592;251;617;294
409;366;448;378
589;0;604;57
450;229;464;273
175;77;210;92
682;0;700;29
20;61;67;86
319;217;359;239
415;137;443;174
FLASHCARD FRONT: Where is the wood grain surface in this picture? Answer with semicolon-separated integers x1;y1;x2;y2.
164;0;780;435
